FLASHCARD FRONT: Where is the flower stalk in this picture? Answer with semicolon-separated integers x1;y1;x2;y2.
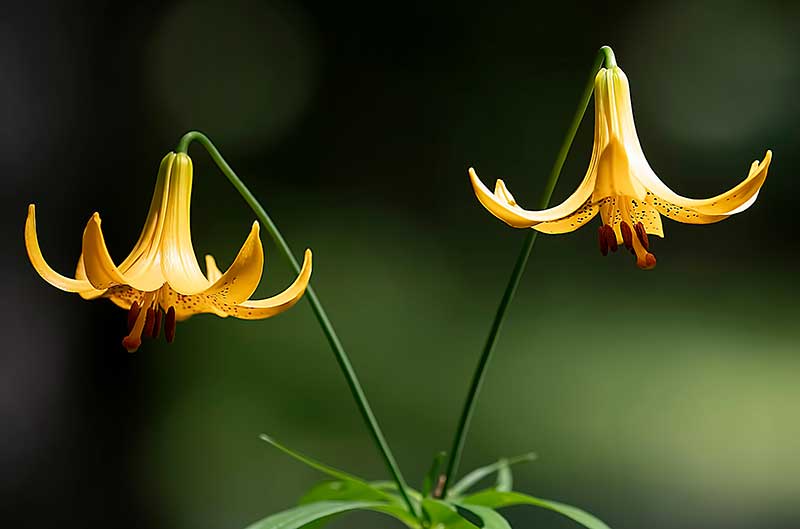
439;46;614;497
175;131;419;518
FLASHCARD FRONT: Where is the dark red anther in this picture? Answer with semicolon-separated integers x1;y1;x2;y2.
604;225;618;253
152;309;162;339
598;226;608;256
143;308;156;338
620;221;633;250
635;222;649;249
165;306;177;343
127;301;140;332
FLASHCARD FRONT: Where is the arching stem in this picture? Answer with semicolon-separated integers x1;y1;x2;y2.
175;131;419;518
439;46;614;498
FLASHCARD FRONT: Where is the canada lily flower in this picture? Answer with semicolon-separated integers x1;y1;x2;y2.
469;65;771;269
25;152;312;352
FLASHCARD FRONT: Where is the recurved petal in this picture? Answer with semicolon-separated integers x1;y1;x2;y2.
24;204;96;293
533;198;601;234
81;213;130;289
75;255;107;300
201;222;264;305
82;213;165;291
493;179;518;206
469;167;596;228
205;254;223;283
640;151;771;216
651;198;729;225
231;248;312;320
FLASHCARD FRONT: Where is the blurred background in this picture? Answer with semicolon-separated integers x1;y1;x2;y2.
2;0;799;528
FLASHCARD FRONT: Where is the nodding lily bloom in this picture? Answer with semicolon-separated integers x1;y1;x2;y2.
469;65;771;270
25;152;312;352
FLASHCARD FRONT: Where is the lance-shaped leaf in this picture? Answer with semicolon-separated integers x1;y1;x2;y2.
259;434;399;505
300;480;398;505
454;503;513;529
462;490;611;529
421;499;480;529
243;500;420;529
495;463;512;493
422;451;447;497
447;453;536;497
260;434;366;484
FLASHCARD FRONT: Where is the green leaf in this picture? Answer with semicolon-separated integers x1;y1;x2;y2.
422;451;447;497
243;500;420;529
370;481;423;502
300;480;396;504
455;503;512;529
259;434;365;484
421;499;480;529
462;490;612;529
495;464;512;493
447;453;536;497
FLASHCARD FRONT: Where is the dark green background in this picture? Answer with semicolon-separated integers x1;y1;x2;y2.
3;1;798;528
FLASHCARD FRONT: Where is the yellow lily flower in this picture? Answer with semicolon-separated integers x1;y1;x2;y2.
25;152;312;352
469;65;771;270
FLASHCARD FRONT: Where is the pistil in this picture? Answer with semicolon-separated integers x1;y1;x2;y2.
122;292;156;352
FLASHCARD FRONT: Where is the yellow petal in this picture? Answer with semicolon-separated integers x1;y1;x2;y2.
469;167;597;228
82;213;165;291
493;179;518;206
75;255;107;300
118;153;173;274
205;254;223;283
639;151;771;216
533;198;601;234
24;204;96;293
598;196;664;239
651;197;729;225
155;285;227;321
201;222;264;305
105;285;144;311
232;249;313;320
159;152;211;295
630;198;663;238
117;154;173;290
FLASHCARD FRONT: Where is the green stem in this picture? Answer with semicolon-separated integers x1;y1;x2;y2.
440;46;611;497
600;45;617;68
175;131;419;518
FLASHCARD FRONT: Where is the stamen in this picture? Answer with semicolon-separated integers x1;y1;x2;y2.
143;307;156;338
127;301;140;332
634;222;649;250
152;309;162;339
604;225;618;253
620;221;633;251
598;226;608;256
165;306;177;343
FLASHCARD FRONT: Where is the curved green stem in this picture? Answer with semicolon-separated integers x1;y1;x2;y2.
175;131;419;518
439;47;608;497
600;45;617;68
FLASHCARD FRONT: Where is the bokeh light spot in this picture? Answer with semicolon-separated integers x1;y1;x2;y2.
626;0;798;147
148;0;318;153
